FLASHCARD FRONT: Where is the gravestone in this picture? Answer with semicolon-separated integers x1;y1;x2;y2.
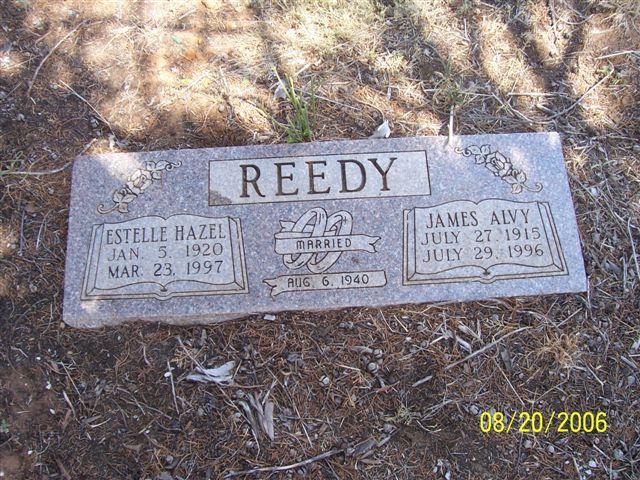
63;132;587;327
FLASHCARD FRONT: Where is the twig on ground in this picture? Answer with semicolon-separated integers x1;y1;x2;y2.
55;457;72;480
62;390;76;419
542;68;614;122
596;50;640;59
3;161;71;177
18;210;25;256
2;81;23;101
166;360;179;414
352;97;385;122
627;218;639;282
184;71;210;92
497;68;614;125
224;448;342;478
572;455;585;480
412;327;534;386
507;91;561;97
27;21;88;97
411;374;433;388
296;88;360;111
443;326;532;371
571;174;627;230
59;80;112;130
491;92;538;124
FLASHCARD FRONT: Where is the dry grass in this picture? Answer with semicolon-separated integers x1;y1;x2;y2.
1;0;639;478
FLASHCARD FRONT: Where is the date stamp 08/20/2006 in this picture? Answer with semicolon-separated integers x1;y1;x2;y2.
479;411;608;434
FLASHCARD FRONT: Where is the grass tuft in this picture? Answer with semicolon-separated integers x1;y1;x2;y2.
274;70;316;143
0;151;23;177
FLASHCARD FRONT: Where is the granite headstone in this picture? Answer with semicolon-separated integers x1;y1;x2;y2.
63;132;587;327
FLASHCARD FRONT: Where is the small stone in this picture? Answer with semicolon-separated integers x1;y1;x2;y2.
373;348;383;359
588;459;597;468
469;405;479;415
218;103;226;112
547;444;555;454
613;449;624;461
633;144;640;154
320;375;330;386
524;439;533;449
263;314;276;321
383;423;394;433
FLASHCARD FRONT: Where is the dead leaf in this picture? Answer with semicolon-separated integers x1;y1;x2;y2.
263;401;275;441
348;437;377;458
186;361;236;384
369;119;390;139
237;400;261;439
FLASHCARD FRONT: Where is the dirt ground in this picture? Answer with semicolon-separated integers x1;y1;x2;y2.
1;0;639;478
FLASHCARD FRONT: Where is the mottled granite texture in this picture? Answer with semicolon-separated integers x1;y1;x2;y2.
63;132;587;327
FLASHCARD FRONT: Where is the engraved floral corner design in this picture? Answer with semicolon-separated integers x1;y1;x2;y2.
97;160;182;214
455;144;543;194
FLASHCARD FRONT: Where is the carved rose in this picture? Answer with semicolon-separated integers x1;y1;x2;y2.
454;144;543;194
126;169;153;195
485;151;512;177
97;160;182;214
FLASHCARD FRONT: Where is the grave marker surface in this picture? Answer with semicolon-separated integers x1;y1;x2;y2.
63;132;587;327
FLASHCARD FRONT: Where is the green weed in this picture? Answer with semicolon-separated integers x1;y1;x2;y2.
0;151;24;177
433;62;465;107
274;70;316;143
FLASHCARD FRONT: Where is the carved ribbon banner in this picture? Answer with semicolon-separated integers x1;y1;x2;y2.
276;207;380;274
264;270;387;297
264;207;386;296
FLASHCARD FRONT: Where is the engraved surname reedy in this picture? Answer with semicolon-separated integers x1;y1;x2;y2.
240;157;397;198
